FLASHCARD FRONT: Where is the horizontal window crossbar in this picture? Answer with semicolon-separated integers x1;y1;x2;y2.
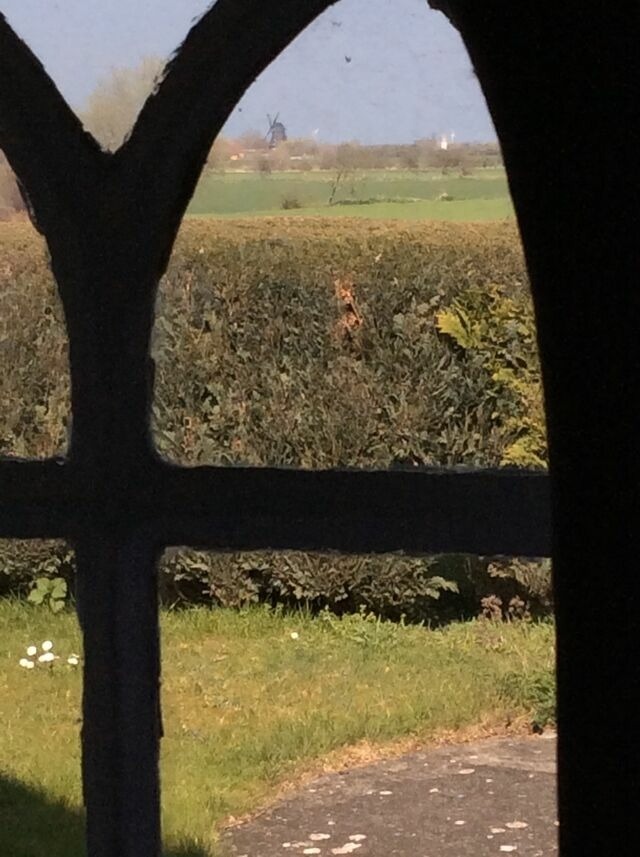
0;458;550;556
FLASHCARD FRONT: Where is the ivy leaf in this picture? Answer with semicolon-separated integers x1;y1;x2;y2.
50;578;67;600
435;308;479;350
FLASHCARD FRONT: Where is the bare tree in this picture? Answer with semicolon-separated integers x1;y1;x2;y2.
80;57;165;152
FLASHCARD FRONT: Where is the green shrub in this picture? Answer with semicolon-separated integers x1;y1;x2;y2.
0;218;550;619
0;225;69;458
152;219;537;470
280;195;302;210
436;280;546;468
433;555;552;620
159;549;460;622
27;576;68;613
157;549;551;622
0;540;74;599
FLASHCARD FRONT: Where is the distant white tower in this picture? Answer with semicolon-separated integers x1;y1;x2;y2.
439;131;455;150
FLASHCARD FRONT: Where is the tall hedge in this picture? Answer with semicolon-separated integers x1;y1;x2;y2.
0;218;550;619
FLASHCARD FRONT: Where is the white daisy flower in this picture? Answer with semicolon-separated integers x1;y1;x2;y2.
67;656;80;666
290;632;300;640
26;645;37;657
38;652;56;663
41;640;54;652
19;658;35;669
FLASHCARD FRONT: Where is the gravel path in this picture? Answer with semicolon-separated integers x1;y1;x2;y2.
222;733;558;857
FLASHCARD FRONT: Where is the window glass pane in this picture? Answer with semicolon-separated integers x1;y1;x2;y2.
0;540;82;857
152;1;544;469
159;548;555;853
0;222;70;458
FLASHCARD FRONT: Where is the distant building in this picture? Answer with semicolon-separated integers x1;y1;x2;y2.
439;131;456;150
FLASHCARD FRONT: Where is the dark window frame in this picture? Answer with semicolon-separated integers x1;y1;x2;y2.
1;2;635;856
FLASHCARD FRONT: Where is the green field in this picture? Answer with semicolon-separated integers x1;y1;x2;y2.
188;168;514;221
0;601;554;856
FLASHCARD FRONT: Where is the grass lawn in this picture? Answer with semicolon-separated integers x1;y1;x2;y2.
188;169;514;221
0;601;554;856
191;197;513;222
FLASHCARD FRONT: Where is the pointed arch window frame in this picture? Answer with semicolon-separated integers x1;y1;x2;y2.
2;2;635;856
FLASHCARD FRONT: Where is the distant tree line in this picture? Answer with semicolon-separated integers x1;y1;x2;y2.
207;133;503;173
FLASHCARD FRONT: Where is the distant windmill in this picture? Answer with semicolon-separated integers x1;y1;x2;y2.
266;113;287;148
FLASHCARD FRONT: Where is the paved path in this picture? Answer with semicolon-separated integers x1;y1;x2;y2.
223;733;557;857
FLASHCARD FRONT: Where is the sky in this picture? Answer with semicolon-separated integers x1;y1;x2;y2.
0;0;497;144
